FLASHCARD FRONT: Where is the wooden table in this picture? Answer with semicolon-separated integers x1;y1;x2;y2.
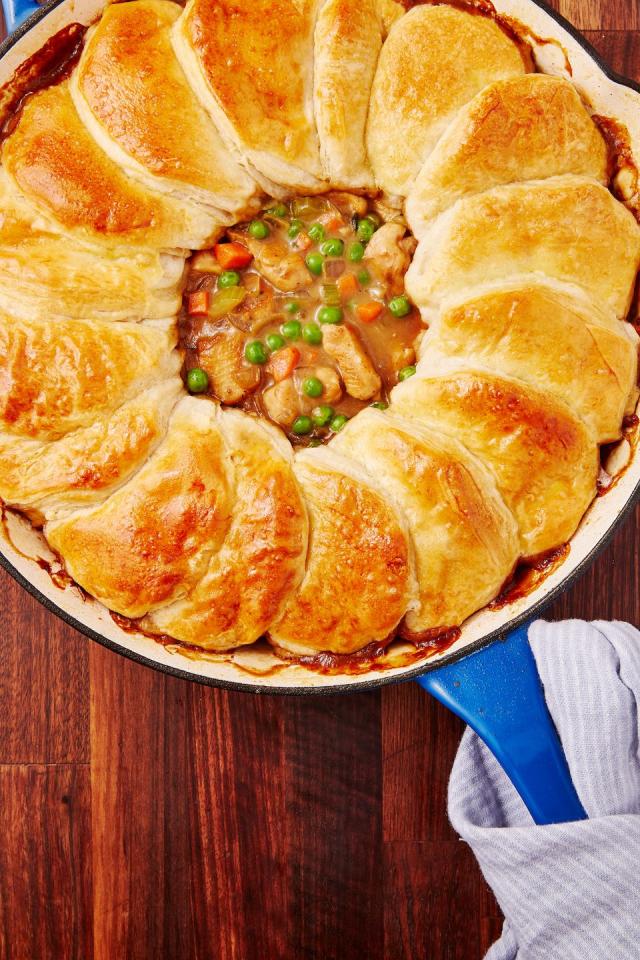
1;2;638;957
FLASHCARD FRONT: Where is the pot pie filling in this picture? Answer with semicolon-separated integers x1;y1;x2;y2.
181;193;424;445
0;0;639;666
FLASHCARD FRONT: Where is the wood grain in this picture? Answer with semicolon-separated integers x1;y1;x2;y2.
0;4;638;959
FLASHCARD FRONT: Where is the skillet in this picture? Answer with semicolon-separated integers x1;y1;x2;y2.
2;0;639;824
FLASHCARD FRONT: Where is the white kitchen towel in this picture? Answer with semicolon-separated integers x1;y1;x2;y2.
448;619;640;960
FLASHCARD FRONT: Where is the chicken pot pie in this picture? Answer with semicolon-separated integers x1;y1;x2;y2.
1;0;639;662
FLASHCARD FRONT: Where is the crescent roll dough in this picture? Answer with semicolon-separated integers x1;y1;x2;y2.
406;176;640;320
270;447;416;655
313;0;397;190
46;397;232;618
367;4;527;196
0;314;179;441
174;0;325;194
391;371;598;558
419;282;639;444
0;172;183;323
143;410;308;649
72;0;259;219
406;74;609;238
334;409;519;636
2;83;222;251
0;379;182;523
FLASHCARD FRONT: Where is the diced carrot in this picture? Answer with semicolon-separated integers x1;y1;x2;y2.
293;232;312;253
187;289;210;316
356;300;384;324
214;241;253;270
319;213;344;231
337;273;358;300
266;346;301;383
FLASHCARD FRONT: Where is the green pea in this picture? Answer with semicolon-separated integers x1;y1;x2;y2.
302;322;322;345
389;295;411;318
266;332;286;351
285;301;300;314
357;269;371;286
398;365;416;382
305;252;324;276
308;223;325;242
303;376;324;398
218;270;240;288
356;217;376;242
282;319;302;340
292;415;313;435
330;414;348;432
312;405;335;427
248;220;270;240
317;305;343;325
266;203;287;217
319;237;344;257
371;401;388;410
348;241;365;262
245;340;268;364
186;367;209;394
288;219;303;239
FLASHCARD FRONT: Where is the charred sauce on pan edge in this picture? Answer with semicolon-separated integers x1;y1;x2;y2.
0;23;88;143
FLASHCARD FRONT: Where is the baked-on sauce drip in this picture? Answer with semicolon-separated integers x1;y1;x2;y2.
0;23;87;142
488;544;570;610
181;193;424;445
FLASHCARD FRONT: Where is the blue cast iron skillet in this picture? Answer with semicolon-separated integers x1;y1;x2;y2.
3;0;639;826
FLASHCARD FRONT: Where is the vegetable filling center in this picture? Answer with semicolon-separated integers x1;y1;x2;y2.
180;192;424;443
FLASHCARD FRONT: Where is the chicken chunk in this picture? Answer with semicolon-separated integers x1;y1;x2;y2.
322;325;381;401
198;326;260;404
295;365;343;406
262;378;301;427
325;191;368;221
364;223;412;296
230;229;311;292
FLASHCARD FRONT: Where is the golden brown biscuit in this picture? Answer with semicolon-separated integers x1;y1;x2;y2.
406;176;640;320
391;371;598;557
334;409;519;635
0;172;183;322
406;74;609;237
3;83;222;250
46;397;232;618
143;410;308;648
0;314;179;442
0;379;182;524
174;0;325;194
420;281;639;444
314;0;390;190
270;447;415;655
72;0;259;218
367;4;527;196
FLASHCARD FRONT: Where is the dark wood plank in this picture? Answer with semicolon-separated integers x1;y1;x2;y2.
0;764;93;960
553;0;639;32
0;570;89;763
89;643;166;960
283;692;383;960
384;842;501;960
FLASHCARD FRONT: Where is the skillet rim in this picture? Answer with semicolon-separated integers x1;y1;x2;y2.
1;0;639;695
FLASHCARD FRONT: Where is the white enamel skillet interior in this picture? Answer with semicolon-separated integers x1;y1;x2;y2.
1;0;639;694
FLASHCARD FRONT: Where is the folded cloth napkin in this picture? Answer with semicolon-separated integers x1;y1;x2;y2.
448;619;640;960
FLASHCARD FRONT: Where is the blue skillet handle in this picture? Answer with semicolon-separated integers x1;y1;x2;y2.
2;0;39;34
417;622;587;825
